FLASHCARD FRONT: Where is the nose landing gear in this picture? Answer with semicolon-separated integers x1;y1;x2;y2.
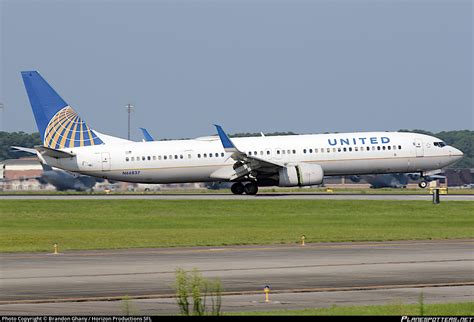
418;181;428;189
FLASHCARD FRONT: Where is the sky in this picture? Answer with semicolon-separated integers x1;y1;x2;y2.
0;0;472;140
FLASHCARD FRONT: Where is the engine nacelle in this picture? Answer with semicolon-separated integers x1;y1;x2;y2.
278;163;324;187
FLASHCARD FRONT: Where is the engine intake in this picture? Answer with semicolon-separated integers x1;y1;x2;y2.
278;163;324;187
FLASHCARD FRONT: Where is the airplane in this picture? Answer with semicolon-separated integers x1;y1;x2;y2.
349;173;414;189
18;71;464;195
4;151;102;191
37;163;101;191
349;173;445;189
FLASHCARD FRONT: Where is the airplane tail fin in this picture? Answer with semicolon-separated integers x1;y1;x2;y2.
21;71;104;149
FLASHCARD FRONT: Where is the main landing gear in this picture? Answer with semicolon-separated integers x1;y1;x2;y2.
231;182;259;195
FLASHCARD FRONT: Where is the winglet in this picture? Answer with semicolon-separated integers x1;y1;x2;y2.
214;124;238;152
139;127;155;142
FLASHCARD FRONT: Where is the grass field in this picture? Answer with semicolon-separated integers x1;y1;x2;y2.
230;301;474;316
0;200;472;252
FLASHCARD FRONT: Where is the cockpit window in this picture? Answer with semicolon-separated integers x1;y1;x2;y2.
434;141;446;147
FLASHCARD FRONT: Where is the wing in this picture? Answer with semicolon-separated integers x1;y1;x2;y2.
214;125;284;181
139;127;155;142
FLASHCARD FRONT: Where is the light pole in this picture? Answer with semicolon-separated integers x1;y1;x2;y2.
125;104;134;140
0;103;4;132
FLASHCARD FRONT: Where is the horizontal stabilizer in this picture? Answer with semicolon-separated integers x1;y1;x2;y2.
11;146;38;155
37;146;76;158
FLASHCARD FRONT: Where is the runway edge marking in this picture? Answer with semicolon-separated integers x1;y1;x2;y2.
1;282;473;305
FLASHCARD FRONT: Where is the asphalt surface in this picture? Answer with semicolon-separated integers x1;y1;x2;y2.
0;240;473;314
0;193;473;200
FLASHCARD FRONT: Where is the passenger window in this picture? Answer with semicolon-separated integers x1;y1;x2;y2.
338;148;341;152
398;145;402;149
158;156;162;160
254;151;257;155
388;146;391;150
292;150;296;154
204;153;207;158
282;150;286;154
221;153;224;157
153;156;156;160
126;157;129;162
303;149;307;154
328;148;331;153
366;147;370;151
248;151;252;156
209;153;212;158
198;154;201;158
277;150;280;154
377;146;381;151
382;146;386;150
315;148;318;153
188;154;192;159
343;147;347;152
147;156;151;160
321;149;324;153
354;147;358;152
309;149;313;153
180;155;184;159
267;150;271;155
164;156;167;160
260;151;264;155
169;155;172;159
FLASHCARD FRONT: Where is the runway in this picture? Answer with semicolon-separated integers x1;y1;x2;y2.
1;240;473;314
1;193;473;200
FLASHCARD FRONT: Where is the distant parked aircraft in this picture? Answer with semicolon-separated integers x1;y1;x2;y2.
9;147;102;191
349;173;444;188
37;163;102;191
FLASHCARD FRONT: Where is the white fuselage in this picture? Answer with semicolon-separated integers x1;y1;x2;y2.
41;131;463;185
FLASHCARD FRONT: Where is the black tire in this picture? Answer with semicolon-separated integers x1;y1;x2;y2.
419;181;428;189
231;183;245;195
244;182;259;195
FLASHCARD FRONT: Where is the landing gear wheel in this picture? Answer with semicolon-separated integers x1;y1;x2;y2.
244;182;259;195
419;181;428;189
231;183;245;195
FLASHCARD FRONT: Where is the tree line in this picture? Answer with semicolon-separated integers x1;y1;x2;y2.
0;130;472;168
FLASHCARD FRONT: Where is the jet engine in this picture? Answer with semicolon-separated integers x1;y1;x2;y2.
278;163;324;187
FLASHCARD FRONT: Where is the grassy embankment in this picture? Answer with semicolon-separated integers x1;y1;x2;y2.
0;200;472;252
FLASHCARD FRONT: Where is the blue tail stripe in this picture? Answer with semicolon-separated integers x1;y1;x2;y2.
21;71;68;140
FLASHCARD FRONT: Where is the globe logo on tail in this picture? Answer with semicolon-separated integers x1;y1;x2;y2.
44;106;103;149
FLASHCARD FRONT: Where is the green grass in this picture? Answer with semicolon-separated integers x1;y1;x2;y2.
0;200;472;252
229;301;474;316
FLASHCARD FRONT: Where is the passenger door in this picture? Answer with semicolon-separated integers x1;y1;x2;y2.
414;139;424;157
101;152;111;171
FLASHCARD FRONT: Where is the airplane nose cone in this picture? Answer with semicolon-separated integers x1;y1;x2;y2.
452;148;464;160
